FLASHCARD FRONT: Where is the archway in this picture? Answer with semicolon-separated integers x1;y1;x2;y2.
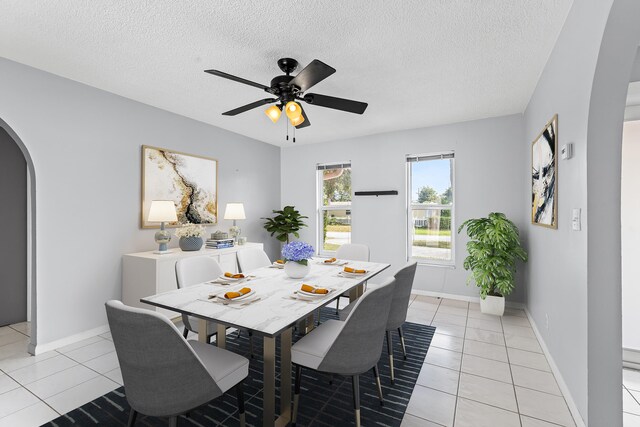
586;0;640;423
0;118;37;354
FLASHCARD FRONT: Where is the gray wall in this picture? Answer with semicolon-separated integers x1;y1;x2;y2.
281;114;526;300
0;127;27;326
0;57;281;348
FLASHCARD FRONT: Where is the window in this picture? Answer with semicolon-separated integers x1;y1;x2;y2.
317;162;351;254
406;152;454;265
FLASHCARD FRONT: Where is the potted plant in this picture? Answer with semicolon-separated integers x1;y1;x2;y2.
262;206;308;244
457;212;528;316
175;223;207;251
281;241;315;279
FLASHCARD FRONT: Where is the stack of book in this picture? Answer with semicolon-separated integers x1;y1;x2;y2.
206;238;234;249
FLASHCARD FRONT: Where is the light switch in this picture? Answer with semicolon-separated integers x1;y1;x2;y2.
572;208;581;231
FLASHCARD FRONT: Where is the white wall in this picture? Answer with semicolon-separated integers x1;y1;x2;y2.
0;57;281;349
281;114;526;301
622;120;640;351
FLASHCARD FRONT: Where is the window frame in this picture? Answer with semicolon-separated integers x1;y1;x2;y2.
406;151;456;267
317;162;352;256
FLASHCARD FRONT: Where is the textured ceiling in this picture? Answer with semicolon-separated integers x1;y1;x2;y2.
0;1;573;146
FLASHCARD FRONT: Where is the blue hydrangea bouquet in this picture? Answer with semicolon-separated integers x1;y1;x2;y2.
281;241;315;266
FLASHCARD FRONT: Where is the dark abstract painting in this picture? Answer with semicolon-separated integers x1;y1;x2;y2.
531;115;558;228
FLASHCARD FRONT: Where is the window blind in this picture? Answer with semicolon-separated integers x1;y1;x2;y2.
406;153;454;162
316;162;351;170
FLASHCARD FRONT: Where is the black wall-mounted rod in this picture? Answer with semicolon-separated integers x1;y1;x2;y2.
354;190;398;197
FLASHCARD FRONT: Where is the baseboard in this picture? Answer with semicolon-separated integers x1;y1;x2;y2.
411;289;525;310
623;347;640;370
33;324;110;355
524;308;586;427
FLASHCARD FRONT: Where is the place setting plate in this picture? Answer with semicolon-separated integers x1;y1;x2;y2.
316;258;349;266
337;271;368;278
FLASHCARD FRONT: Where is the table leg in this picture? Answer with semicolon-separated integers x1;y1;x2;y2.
349;284;364;302
216;323;226;349
198;319;208;343
279;328;292;423
263;336;276;427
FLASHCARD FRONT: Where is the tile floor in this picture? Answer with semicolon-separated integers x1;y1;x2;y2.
622;368;640;426
0;296;578;427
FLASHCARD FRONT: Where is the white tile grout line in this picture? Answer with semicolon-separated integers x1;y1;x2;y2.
501;311;524;427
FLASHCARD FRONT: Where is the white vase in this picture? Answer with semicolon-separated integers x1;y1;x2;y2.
284;261;310;279
480;295;505;316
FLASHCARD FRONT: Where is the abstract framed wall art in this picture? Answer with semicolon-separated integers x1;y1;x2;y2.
141;145;218;228
531;114;558;229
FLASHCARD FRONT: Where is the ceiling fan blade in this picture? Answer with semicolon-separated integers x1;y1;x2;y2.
295;106;311;129
222;98;278;116
303;93;368;114
204;69;272;92
289;60;336;92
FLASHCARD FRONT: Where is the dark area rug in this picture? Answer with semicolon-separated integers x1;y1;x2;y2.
44;307;435;427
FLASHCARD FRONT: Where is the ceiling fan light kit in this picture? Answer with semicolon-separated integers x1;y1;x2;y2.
204;57;368;142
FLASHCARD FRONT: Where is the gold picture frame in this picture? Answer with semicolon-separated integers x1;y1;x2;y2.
141;145;218;229
531;114;558;229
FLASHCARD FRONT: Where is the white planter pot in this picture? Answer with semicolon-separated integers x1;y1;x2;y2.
284;261;310;279
480;295;505;316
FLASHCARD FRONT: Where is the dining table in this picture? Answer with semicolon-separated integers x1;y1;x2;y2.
140;257;390;427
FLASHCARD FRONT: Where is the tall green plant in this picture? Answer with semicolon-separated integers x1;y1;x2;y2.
262;206;308;244
457;212;527;298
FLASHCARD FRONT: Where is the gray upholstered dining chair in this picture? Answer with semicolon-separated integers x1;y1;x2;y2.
237;247;271;273
175;256;223;342
105;300;248;427
334;243;370;314
340;262;417;383
291;277;396;427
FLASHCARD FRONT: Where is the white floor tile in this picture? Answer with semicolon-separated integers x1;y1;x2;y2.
625;388;640;416
461;354;512;384
0;327;15;337
9;322;30;337
414;295;442;305
502;324;537;339
468;302;481;311
24;364;99;399
463;339;508;363
417;363;460;394
511;365;561;396
466;318;503;333
432;323;466;338
439;299;468;309
431;334;464;352
104;367;123;386
624;369;640;392
0;331;28;348
516;386;575;426
464;327;505;346
0;400;59;427
433;313;467;327
505;335;542;353
507;348;551;372
411;300;441;313
501;315;531;327
406;308;436;325
0;387;40;418
0;340;30;361
64;339;115;363
504;308;526;318
0;373;19;395
454;397;520;426
467;310;503;321
406;385;456;426
624;412;640;427
521;415;566;426
436;305;468;317
82;351;119;374
401;413;444;426
44;375;118;415
56;336;104;354
10;355;78;385
0;350;57;373
458;372;517;412
425;347;462;371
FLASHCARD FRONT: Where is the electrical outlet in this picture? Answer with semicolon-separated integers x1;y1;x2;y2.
545;313;549;330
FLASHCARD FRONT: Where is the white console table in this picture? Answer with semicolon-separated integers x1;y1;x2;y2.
122;242;264;319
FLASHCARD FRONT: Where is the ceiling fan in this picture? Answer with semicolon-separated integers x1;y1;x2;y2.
204;58;368;130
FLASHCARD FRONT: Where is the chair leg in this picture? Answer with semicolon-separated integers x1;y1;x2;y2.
352;375;361;427
182;327;189;339
169;416;178;427
386;330;395;384
398;326;407;360
127;408;138;427
292;365;302;426
336;297;340;315
236;382;246;427
372;364;384;406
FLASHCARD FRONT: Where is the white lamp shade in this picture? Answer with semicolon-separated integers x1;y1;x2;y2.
147;200;178;222
224;203;246;220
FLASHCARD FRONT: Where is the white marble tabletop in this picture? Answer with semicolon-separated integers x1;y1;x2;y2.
141;258;390;337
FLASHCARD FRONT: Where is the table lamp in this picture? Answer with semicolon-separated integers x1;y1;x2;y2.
224;202;245;242
148;200;178;254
